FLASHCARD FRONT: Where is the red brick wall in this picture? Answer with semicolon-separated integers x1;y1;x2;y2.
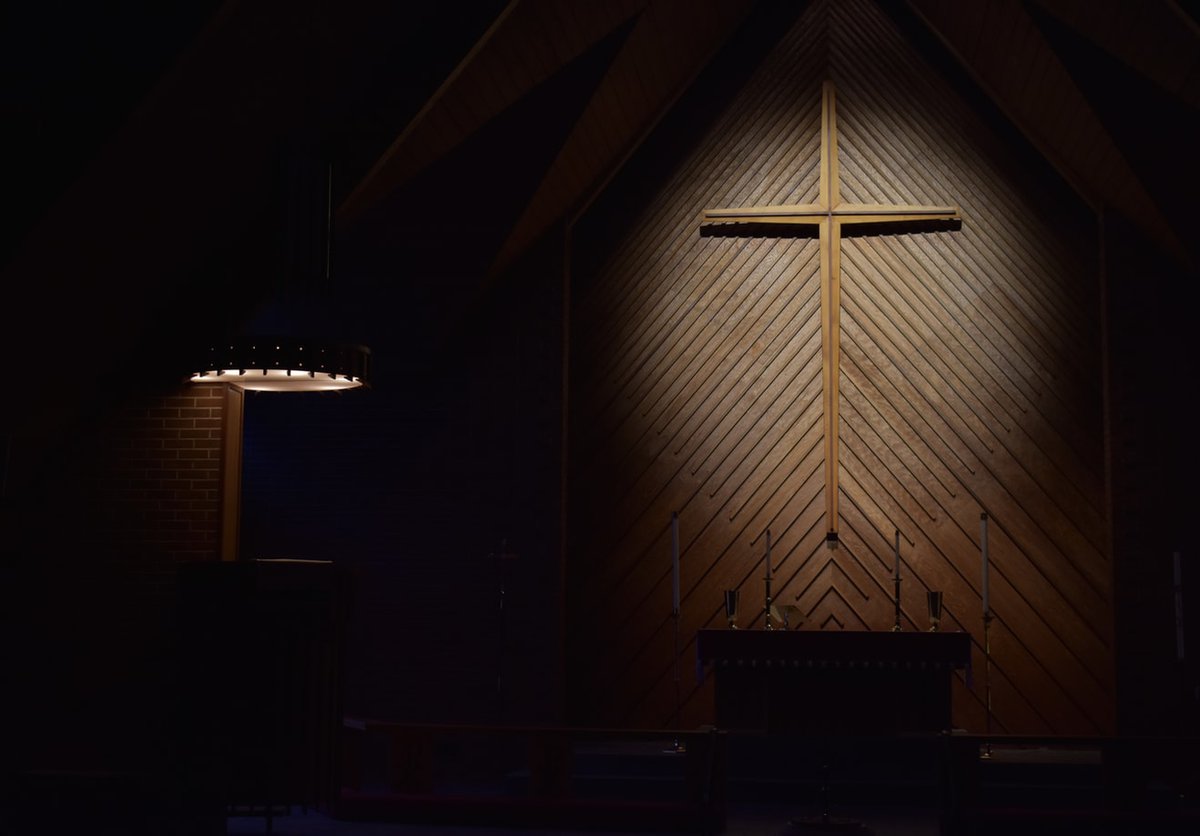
92;384;226;571
7;381;228;774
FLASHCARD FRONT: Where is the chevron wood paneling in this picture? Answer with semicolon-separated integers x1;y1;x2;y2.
567;0;1112;735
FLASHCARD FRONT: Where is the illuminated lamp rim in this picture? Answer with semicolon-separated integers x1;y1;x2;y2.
188;337;371;393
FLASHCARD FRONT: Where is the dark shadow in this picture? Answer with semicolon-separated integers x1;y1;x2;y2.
842;218;962;237
698;217;961;238
699;221;820;239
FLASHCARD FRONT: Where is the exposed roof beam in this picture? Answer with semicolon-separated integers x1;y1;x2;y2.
488;0;757;279
1030;0;1200;109
907;0;1188;265
337;0;650;225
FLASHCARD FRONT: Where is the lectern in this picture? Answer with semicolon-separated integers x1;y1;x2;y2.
178;559;350;823
696;629;971;735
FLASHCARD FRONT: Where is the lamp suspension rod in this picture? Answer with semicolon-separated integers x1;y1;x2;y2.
324;161;333;284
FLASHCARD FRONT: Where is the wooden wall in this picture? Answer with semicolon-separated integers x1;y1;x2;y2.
566;0;1112;735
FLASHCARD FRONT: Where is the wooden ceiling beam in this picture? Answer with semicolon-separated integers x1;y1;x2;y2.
1030;0;1200;109
337;0;650;225
906;0;1189;266
486;0;757;281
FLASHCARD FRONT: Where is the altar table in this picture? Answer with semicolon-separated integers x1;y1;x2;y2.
695;629;972;735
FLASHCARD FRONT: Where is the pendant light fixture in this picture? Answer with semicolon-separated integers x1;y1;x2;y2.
189;152;370;393
190;337;369;392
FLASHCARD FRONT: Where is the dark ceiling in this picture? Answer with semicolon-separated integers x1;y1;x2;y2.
1;1;509;259
5;1;1197;294
2;0;1196;460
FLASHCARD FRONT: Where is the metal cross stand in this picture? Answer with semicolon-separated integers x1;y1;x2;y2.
980;512;993;759
892;529;902;632
668;606;685;753
983;612;994;758
489;539;518;723
764;529;774;630
667;512;685;753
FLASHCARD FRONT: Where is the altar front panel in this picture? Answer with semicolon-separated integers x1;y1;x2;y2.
696;629;972;735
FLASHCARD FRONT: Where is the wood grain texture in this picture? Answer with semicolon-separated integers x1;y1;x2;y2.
567;0;1111;735
699;80;962;543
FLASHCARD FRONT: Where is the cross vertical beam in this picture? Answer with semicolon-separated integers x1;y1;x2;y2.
700;81;960;546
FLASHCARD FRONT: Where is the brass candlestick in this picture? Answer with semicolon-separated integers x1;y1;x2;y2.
927;591;943;632
724;589;740;629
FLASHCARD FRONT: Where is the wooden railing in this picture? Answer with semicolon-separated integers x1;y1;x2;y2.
336;719;727;832
939;735;1200;836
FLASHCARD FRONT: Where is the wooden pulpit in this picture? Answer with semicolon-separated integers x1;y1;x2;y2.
696;629;971;735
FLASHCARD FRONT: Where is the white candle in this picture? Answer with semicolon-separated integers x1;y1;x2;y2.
981;512;990;616
765;529;772;580
671;512;680;614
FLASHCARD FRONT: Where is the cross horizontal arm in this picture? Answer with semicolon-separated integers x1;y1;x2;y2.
701;204;826;226
835;203;959;225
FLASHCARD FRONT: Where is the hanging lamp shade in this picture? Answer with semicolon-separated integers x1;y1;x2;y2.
188;149;371;394
190;336;370;392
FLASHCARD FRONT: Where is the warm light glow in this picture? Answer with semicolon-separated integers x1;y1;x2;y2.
189;368;364;392
189;338;371;393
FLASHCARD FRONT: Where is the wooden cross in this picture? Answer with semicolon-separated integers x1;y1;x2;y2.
700;80;960;547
